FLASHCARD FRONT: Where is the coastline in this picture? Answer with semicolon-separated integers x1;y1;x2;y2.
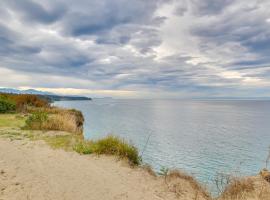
0;93;269;200
0;116;269;200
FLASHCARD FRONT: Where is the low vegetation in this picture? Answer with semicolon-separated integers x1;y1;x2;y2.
0;114;26;127
43;135;81;151
73;140;94;154
0;93;83;134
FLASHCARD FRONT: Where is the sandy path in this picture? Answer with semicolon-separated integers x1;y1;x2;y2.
0;138;192;200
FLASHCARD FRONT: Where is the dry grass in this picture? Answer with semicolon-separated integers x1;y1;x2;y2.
260;169;270;183
215;170;270;200
44;113;82;134
24;107;84;134
27;106;69;114
165;169;212;200
220;177;255;200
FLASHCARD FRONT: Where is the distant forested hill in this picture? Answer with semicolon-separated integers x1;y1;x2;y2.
0;88;91;102
39;94;91;102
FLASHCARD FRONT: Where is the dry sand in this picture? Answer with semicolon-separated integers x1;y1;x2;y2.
0;138;208;200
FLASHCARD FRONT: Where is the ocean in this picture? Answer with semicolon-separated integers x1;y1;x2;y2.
54;99;270;192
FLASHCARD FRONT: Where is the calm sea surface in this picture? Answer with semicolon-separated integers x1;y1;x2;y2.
54;99;270;191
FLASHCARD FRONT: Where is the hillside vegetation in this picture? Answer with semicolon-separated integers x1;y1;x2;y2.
0;93;83;134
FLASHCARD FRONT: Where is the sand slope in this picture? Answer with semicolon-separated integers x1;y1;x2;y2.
0;138;207;200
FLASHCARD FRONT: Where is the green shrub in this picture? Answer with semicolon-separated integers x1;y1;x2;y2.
24;111;48;130
0;98;16;113
92;135;140;165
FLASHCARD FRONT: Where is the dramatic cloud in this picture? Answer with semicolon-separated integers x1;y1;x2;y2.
0;0;270;98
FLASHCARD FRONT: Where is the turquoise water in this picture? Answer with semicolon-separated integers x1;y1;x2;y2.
54;99;270;192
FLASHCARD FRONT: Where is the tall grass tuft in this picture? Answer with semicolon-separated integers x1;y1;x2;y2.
220;177;255;199
92;135;140;165
45;112;82;134
73;135;140;165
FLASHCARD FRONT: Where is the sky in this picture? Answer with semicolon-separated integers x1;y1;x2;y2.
0;0;270;98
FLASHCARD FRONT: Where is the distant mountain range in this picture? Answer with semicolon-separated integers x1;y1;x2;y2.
0;88;54;95
0;88;92;102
